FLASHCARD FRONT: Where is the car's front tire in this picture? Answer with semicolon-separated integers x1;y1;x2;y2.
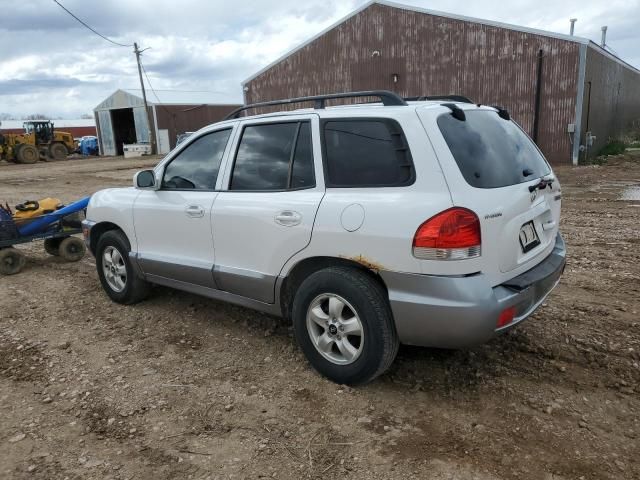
292;266;399;385
96;230;150;304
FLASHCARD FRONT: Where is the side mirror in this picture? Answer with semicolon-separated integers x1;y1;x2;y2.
134;170;157;190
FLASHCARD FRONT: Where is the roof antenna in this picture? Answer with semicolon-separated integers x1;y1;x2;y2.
601;26;608;47
569;18;577;36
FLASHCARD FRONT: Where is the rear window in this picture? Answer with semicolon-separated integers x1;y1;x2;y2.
437;110;550;189
323;119;414;187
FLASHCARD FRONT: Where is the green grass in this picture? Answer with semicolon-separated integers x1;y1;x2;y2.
598;140;627;156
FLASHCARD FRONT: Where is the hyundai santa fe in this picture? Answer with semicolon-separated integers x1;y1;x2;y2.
82;91;565;385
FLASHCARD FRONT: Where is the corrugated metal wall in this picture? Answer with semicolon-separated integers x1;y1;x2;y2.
581;45;640;159
133;107;150;144
96;110;115;156
153;104;241;149
245;3;581;164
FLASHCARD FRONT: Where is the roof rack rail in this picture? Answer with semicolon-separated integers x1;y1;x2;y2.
224;90;408;120
405;95;474;104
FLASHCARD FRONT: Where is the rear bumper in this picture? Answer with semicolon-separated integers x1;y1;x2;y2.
381;234;566;348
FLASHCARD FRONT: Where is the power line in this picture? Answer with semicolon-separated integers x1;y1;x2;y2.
52;0;132;47
139;62;162;105
140;61;174;116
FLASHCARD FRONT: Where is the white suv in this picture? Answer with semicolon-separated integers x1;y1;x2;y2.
83;91;565;385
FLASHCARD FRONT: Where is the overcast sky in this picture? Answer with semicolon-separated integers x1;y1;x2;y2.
1;0;638;119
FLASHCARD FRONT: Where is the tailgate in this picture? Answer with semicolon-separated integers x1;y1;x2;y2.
417;105;562;286
451;180;561;279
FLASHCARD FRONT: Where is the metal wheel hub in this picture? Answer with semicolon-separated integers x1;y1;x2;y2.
102;246;127;293
306;293;364;365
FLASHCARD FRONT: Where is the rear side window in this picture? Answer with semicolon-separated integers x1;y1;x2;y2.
437;111;551;189
162;129;231;190
230;121;315;191
323;119;414;187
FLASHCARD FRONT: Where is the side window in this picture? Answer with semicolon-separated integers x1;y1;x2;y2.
323;120;414;187
162;129;231;190
230;121;315;191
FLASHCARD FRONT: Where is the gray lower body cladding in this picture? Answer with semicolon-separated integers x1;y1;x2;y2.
85;218;565;350
381;234;566;348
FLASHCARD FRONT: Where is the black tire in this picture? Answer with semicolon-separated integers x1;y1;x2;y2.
292;267;399;385
15;144;39;164
49;143;68;161
96;230;150;304
59;236;86;262
0;248;26;275
44;237;63;256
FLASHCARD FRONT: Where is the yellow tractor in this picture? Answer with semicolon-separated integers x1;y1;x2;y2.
0;120;76;164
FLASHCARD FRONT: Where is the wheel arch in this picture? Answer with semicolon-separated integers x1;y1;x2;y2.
278;256;389;321
89;221;123;255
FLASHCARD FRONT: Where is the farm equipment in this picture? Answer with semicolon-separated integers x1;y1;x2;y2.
0;196;90;275
0;120;76;164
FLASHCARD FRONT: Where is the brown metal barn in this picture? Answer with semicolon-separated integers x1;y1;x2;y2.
243;1;640;165
94;90;240;156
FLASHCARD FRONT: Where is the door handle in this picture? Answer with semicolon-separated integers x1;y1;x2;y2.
274;210;302;227
185;205;205;218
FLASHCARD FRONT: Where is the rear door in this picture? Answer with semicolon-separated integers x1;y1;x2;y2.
418;106;561;286
211;115;324;303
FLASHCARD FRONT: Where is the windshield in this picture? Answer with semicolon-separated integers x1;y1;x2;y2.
437;110;550;189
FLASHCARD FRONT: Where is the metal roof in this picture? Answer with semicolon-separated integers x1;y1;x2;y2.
122;89;240;106
0;119;95;129
242;0;639;84
94;89;239;111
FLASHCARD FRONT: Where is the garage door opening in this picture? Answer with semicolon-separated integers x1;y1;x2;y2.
110;108;136;155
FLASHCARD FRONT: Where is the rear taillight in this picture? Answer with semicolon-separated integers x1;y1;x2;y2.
413;207;481;260
496;306;516;328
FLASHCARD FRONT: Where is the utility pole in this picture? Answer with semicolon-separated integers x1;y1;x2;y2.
134;42;157;154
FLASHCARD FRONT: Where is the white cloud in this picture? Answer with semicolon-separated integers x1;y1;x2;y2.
0;0;637;118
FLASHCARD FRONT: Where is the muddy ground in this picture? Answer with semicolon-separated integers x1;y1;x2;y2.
0;154;639;480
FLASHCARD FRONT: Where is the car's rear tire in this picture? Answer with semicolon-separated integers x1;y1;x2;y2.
96;230;150;304
292;266;399;385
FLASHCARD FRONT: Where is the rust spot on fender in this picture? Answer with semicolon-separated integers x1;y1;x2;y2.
345;255;385;272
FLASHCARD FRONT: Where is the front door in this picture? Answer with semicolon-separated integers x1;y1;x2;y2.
133;127;234;288
212;116;324;303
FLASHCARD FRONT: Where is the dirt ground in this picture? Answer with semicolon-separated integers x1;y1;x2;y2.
1;154;639;480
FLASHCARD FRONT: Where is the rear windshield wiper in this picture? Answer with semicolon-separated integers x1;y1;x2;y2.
528;177;554;192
